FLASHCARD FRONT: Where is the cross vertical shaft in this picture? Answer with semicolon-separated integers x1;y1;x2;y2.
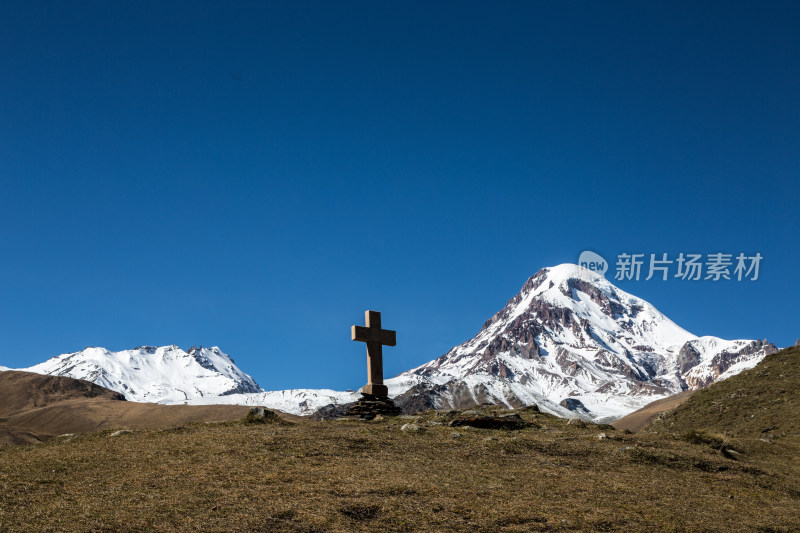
351;310;396;398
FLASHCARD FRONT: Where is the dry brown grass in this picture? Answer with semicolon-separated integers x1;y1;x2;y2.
1;406;799;532
647;347;800;440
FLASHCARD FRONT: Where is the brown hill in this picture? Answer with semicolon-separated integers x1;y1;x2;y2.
0;370;126;416
0;370;260;446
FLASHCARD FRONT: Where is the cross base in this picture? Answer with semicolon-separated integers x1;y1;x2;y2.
343;393;402;420
362;383;388;397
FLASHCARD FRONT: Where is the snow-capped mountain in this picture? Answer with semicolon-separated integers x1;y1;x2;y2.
3;264;778;421
9;345;356;414
382;264;776;421
21;345;260;403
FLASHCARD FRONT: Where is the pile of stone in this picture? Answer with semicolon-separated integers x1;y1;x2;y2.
344;393;402;420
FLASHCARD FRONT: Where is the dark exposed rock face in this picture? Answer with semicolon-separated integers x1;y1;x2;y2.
560;398;589;413
310;402;355;421
480;270;551;331
677;342;701;375
564;278;626;318
393;384;439;414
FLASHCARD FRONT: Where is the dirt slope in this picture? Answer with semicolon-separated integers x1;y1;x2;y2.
0;370;257;446
612;390;694;432
0;370;126;417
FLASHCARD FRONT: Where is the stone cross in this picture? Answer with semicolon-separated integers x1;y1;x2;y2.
351;310;396;398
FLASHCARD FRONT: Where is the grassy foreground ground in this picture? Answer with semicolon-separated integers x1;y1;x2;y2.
1;348;799;532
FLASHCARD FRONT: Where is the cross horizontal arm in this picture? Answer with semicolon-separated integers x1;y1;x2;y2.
351;325;396;346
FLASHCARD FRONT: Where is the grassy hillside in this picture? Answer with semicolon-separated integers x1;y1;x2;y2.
647;346;800;438
1;403;799;532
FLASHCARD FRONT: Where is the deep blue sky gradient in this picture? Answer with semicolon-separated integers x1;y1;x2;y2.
1;1;798;390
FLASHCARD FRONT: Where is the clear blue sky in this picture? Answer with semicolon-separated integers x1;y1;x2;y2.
1;1;797;390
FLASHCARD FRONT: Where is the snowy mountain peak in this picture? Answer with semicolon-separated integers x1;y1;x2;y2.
22;345;260;403
474;264;693;364
394;263;777;421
